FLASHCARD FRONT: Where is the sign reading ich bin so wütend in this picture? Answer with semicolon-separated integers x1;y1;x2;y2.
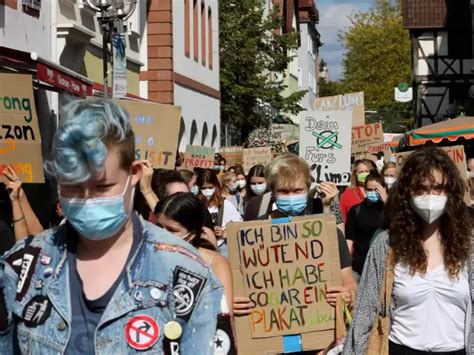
115;99;181;170
0;73;44;183
299;110;352;186
227;215;342;353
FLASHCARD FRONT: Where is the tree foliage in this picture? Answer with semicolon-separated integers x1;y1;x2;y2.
338;0;412;131
219;0;306;141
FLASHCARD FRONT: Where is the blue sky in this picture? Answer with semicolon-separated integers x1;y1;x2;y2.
317;0;375;80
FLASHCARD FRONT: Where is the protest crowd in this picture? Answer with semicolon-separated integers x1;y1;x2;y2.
0;94;473;355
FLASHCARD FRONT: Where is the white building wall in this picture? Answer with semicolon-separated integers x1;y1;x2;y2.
174;85;220;151
0;3;52;59
298;23;318;112
172;0;220;150
172;0;219;89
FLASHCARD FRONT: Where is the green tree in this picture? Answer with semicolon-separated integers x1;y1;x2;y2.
339;0;412;131
219;0;306;142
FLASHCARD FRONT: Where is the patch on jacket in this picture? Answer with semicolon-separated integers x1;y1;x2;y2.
172;267;206;321
5;246;41;301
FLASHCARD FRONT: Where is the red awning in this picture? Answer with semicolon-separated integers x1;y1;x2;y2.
0;46;93;97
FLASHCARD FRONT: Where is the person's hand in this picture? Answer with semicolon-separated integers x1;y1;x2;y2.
214;226;223;238
319;181;339;206
325;286;353;308
139;160;154;194
233;296;255;316
3;165;23;201
374;182;388;203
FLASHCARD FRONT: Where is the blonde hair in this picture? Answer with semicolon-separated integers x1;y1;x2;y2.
265;153;311;192
220;172;236;186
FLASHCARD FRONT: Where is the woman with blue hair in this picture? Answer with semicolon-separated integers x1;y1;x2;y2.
0;98;222;354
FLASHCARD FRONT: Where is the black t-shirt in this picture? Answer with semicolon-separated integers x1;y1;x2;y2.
0;220;15;256
65;217;141;354
345;199;384;274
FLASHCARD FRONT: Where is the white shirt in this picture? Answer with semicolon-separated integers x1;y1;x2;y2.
208;200;242;228
389;263;469;351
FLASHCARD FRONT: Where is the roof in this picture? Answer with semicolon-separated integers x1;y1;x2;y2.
405;116;474;146
402;0;471;29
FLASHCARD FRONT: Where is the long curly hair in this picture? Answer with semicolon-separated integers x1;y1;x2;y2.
387;147;471;278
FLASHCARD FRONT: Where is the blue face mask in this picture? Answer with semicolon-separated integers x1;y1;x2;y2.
366;191;380;203
60;176;134;241
275;194;308;216
190;185;199;195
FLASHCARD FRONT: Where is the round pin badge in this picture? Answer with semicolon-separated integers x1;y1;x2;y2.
150;287;162;300
164;320;182;340
214;329;231;354
125;314;160;351
22;295;52;328
43;267;54;278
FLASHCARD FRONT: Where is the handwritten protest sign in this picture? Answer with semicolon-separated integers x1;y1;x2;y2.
183;145;215;169
313;92;365;127
299;110;352;186
116;99;181;170
242;147;272;173
396;145;468;181
220;146;243;166
351;122;384;157
227;215;341;353
0;74;44;183
365;142;393;163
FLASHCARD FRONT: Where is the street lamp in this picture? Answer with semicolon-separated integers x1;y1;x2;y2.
86;0;136;97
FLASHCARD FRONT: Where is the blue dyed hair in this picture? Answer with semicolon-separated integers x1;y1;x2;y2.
46;98;135;184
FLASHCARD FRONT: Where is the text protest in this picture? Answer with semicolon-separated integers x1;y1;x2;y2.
299;110;352;186
243;147;273;173
0;74;44;183
313;92;365;127
116;99;181;170
184;145;215;169
233;216;341;339
351;122;384;156
220;146;243;166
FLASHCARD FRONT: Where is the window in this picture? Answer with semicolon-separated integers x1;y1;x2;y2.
201;2;206;66
208;7;213;69
193;0;198;62
185;0;190;57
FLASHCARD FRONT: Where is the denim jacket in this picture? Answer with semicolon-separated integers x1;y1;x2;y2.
0;215;223;354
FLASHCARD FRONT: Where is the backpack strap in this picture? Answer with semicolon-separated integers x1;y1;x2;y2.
258;192;272;217
217;202;225;227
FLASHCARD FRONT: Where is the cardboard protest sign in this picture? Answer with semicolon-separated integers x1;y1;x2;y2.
0;74;44;183
299;110;352;186
313;92;365;127
116;99;181;170
242;147;272;173
220;146;243;167
183;145;215;169
396;145;468;181
351;122;384;157
227;215;342;353
365;142;393;164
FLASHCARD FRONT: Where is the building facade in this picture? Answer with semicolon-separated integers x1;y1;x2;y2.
402;0;474;126
144;0;220;151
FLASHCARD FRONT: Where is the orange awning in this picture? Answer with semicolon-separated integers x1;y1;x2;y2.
406;117;474;146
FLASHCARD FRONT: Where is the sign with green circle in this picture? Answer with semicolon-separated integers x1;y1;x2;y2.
398;82;410;92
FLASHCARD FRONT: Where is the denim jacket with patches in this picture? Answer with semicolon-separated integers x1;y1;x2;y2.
0;215;223;354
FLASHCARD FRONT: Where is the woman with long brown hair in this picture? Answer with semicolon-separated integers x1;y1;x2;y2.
197;169;242;257
344;147;473;355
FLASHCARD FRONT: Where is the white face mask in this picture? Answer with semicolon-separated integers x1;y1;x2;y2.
250;183;267;195
410;194;447;224
384;176;397;189
201;188;216;199
469;171;474;179
236;179;246;189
